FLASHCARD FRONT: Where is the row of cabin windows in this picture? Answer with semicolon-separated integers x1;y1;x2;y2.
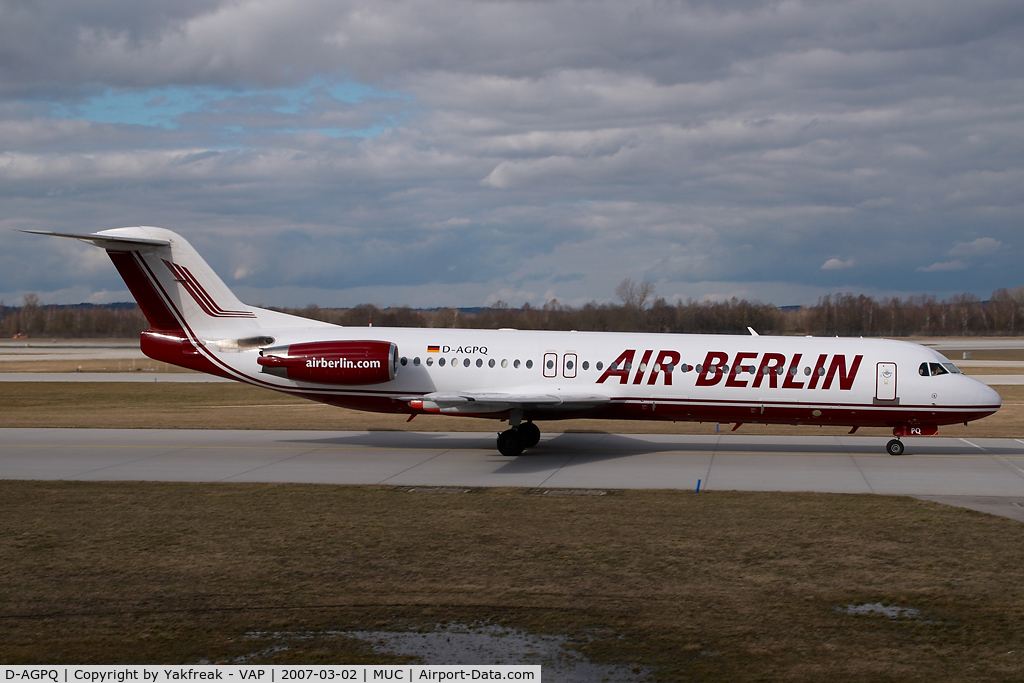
400;356;535;369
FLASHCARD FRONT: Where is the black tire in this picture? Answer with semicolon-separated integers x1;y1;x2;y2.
497;429;525;457
886;439;905;456
520;422;541;448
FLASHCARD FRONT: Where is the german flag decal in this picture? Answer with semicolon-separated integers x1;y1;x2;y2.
427;345;440;353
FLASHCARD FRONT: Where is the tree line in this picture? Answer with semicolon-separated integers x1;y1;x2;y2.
4;285;1024;338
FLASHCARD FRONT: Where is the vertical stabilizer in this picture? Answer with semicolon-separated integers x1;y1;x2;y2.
29;226;259;339
27;227;262;375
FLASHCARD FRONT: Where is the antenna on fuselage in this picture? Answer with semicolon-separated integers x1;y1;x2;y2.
747;327;759;336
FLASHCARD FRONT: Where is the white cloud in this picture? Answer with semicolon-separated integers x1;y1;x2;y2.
917;260;968;272
821;258;855;270
948;237;1002;257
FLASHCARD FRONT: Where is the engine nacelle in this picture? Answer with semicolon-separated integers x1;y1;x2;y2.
257;340;398;385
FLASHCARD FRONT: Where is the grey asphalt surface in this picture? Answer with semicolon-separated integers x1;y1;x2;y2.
2;428;1023;521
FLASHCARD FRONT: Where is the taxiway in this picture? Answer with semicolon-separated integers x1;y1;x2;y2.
2;428;1023;520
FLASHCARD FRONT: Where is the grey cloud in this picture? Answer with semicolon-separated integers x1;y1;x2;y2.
2;1;1021;91
2;0;1024;307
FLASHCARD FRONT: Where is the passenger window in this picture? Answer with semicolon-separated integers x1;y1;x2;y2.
400;357;408;366
488;359;495;368
582;361;589;370
919;363;929;377
930;363;948;376
546;359;554;369
526;360;534;369
476;358;483;367
514;359;521;368
414;357;421;366
426;357;433;366
501;359;508;368
596;361;604;370
566;360;574;370
438;358;445;367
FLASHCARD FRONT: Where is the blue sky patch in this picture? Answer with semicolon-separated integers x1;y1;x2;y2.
48;77;411;137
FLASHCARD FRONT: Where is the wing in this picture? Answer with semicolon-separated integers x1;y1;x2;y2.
405;391;610;414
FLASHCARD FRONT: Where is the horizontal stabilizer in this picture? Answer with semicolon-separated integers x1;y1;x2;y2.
22;230;170;251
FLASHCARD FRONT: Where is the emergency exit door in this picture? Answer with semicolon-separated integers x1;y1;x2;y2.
876;362;897;401
543;352;557;378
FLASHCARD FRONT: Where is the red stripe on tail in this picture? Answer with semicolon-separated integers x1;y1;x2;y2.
106;250;184;333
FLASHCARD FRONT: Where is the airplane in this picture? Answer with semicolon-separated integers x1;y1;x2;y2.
29;226;1001;457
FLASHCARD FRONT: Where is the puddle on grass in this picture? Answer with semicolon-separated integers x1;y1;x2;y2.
840;603;921;619
242;623;649;682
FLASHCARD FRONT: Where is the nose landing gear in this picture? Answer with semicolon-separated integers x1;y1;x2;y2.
886;438;905;456
496;420;541;456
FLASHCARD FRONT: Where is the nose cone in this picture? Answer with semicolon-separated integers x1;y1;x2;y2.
965;376;1002;410
983;382;1002;409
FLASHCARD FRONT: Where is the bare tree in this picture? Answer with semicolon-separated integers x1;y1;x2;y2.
616;279;656;310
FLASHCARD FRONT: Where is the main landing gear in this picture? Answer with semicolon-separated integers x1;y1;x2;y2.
886;438;905;456
497;421;541;457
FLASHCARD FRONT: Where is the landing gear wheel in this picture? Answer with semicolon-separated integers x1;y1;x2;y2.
520;422;541;449
886;439;905;456
497;429;525;457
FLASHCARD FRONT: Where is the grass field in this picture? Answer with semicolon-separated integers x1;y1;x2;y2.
1;482;1022;680
0;381;1021;438
0;359;193;373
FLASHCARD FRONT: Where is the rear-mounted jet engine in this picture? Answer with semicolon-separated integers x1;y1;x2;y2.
258;340;398;385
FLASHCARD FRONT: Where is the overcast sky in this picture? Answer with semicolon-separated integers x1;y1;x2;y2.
1;0;1022;308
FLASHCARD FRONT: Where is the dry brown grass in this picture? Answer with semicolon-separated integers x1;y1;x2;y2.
0;359;195;372
1;481;1022;680
1;382;1023;438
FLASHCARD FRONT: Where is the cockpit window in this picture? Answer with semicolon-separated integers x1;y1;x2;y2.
929;362;948;376
942;362;962;374
919;362;929;377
